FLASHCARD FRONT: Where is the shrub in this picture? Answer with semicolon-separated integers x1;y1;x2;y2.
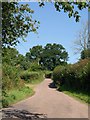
2;63;24;90
52;59;90;92
20;71;40;83
52;65;66;86
45;71;52;78
2;86;34;108
81;49;90;59
2;98;9;108
29;63;42;71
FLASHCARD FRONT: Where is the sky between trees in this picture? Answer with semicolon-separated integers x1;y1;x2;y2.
15;2;88;64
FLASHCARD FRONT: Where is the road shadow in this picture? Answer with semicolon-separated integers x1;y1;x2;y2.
1;109;47;120
48;82;56;89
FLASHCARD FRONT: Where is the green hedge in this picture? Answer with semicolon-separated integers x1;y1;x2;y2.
45;71;52;78
2;86;34;108
20;71;43;83
52;59;90;92
52;65;66;85
2;63;24;90
28;63;42;71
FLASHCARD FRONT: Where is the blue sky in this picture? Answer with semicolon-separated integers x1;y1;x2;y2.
16;2;88;64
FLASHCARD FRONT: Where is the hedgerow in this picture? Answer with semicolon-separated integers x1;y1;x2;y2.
20;71;43;83
44;71;53;78
52;59;90;92
2;63;24;90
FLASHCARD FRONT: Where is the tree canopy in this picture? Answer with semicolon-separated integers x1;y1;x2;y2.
73;21;90;59
2;47;30;70
26;43;68;70
2;2;89;47
2;2;40;47
39;2;89;22
74;22;88;54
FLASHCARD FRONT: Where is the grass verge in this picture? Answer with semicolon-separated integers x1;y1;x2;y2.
25;72;45;90
29;75;44;84
2;71;45;108
60;86;89;104
25;71;45;84
2;86;34;108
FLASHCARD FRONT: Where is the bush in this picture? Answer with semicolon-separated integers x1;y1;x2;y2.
45;71;52;78
52;59;90;92
81;49;90;59
2;63;24;90
20;71;40;83
52;65;66;85
2;98;9;108
2;86;34;108
29;63;42;71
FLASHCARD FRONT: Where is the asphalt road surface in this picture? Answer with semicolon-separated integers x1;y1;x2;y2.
2;79;88;118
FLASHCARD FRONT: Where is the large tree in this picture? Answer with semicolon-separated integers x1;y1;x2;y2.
81;49;90;59
26;43;68;70
2;2;89;47
2;47;30;70
2;47;19;66
26;45;43;64
39;2;89;22
74;22;88;53
40;43;68;70
73;21;90;59
2;2;40;47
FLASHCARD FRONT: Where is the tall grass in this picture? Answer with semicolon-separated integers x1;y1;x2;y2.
2;86;34;108
2;64;44;108
61;85;89;104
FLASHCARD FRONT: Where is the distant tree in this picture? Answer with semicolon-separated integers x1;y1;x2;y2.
74;22;88;54
2;47;19;66
17;54;31;70
26;52;32;62
2;47;30;70
40;43;68;70
73;21;90;59
81;49;90;59
26;43;68;70
30;45;43;59
26;45;43;64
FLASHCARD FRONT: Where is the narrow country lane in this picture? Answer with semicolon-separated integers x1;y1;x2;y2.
2;79;88;118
